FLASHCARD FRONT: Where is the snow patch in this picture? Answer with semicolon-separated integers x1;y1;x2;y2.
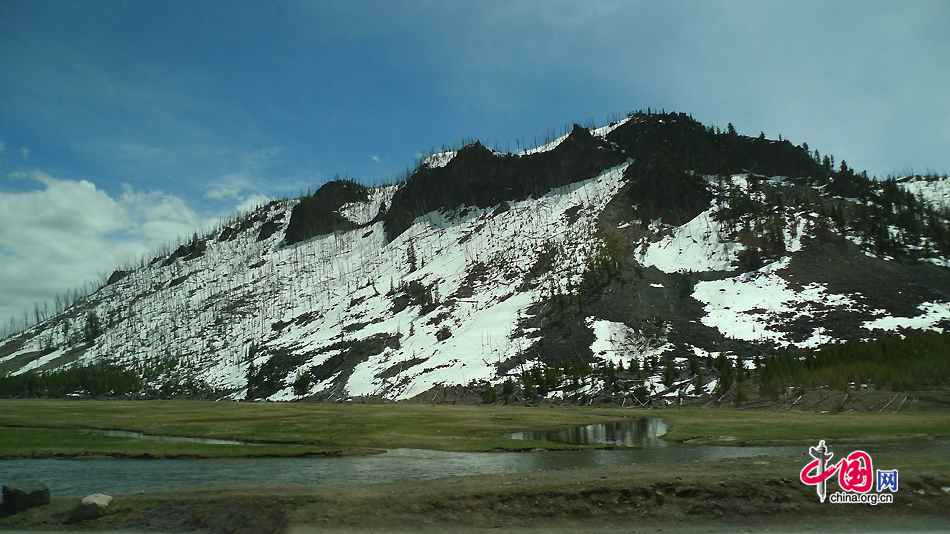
591;116;632;138
862;301;950;332
586;317;671;368
902;177;950;211
339;185;398;225
10;348;64;376
693;258;855;348
639;207;740;273
422;151;456;168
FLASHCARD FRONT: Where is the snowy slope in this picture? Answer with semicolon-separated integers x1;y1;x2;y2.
903;175;950;211
3;116;950;404
0;158;631;401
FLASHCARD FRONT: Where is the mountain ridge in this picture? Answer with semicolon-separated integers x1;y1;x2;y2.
2;110;949;405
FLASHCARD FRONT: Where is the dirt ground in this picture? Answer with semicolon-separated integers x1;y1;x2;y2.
2;449;948;534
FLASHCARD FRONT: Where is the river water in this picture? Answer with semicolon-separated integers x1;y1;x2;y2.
3;420;948;496
506;417;669;446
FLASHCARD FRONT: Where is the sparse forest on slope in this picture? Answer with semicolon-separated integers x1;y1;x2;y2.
1;110;949;408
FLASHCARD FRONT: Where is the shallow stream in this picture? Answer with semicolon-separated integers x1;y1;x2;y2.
3;420;947;496
506;417;668;446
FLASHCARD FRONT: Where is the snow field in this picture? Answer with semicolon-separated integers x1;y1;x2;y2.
902;177;950;212
586;317;671;369
81;158;632;400
638;205;740;273
862;301;950;332
333;162;632;399
692;257;855;348
338;185;398;225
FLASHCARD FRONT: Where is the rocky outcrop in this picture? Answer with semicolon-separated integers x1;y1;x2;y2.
283;179;369;245
69;493;113;522
162;239;207;266
2;480;50;511
382;125;627;241
606;112;826;181
106;270;131;285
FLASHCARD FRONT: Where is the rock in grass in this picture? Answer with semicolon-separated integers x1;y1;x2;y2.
2;480;51;511
69;493;113;522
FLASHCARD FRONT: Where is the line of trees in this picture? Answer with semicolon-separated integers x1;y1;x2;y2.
758;331;950;398
0;363;142;398
0;346;224;399
493;349;745;406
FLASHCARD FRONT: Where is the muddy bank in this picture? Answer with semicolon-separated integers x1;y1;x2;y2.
2;451;947;533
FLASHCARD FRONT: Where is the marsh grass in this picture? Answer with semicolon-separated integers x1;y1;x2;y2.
0;400;947;458
0;426;338;459
0;400;637;457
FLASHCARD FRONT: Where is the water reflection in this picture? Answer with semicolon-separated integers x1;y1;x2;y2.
506;418;668;447
3;440;949;496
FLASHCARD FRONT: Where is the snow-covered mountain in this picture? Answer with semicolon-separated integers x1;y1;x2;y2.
3;111;950;403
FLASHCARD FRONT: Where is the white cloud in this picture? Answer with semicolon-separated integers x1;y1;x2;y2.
0;141;5;151
204;173;255;200
20;147;30;158
203;146;282;201
203;173;274;214
239;146;282;170
119;184;211;243
234;193;271;214
371;154;381;164
0;170;211;323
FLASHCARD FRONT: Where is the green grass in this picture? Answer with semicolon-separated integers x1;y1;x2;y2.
0;400;948;459
0;400;640;458
0;426;332;459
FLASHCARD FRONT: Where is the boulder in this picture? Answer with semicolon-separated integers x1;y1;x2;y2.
69;493;113;522
2;480;51;511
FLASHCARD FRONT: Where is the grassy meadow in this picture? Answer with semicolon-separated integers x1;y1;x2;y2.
1;399;948;459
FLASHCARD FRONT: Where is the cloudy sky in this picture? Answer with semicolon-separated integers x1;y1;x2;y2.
1;0;948;328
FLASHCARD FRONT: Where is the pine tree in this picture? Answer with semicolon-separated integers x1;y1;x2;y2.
716;358;733;397
407;241;418;272
663;358;677;387
84;311;102;344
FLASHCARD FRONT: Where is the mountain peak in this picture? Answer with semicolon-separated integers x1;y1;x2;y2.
2;111;949;405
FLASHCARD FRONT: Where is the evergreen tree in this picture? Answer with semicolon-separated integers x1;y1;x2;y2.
293;372;311;396
502;377;515;404
663;357;677;387
407;241;418;272
716;358;733;397
84;311;102;344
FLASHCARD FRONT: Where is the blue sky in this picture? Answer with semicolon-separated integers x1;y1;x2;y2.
1;0;949;328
